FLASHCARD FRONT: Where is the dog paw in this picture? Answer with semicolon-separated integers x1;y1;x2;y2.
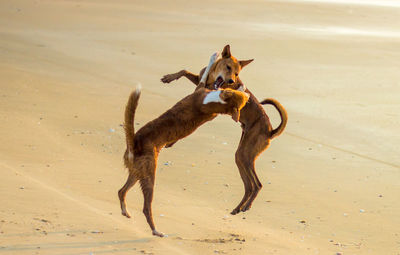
230;208;240;215
121;210;131;218
240;204;252;212
152;229;165;237
161;74;175;83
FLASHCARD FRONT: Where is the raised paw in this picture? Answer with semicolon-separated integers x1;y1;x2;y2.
161;74;177;83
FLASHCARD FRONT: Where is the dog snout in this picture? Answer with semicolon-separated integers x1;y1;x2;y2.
228;79;234;84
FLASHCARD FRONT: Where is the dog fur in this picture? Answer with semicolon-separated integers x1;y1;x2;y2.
118;86;249;237
161;45;288;215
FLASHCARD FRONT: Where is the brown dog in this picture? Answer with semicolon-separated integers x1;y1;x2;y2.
161;45;288;215
118;85;249;237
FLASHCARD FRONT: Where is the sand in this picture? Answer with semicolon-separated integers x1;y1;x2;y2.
1;0;399;254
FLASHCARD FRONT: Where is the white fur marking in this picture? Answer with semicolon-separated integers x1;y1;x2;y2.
200;52;220;84
128;151;133;161
203;90;227;104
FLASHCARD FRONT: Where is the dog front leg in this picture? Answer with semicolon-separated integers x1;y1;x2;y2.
161;70;199;85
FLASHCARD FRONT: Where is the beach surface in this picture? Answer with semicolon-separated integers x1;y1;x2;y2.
1;0;399;254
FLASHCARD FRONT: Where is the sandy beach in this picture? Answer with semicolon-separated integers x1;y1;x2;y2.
1;0;399;254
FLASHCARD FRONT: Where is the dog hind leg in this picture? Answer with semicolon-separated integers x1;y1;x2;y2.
240;159;263;212
118;172;138;218
231;131;254;215
239;137;270;212
137;154;164;237
231;154;254;215
140;175;164;237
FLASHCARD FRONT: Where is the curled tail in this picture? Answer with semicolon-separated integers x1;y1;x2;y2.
124;85;141;167
260;98;288;139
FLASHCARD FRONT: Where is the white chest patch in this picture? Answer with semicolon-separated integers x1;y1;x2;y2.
203;90;227;105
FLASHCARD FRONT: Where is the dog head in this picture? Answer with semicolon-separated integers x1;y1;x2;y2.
208;45;253;90
202;88;249;122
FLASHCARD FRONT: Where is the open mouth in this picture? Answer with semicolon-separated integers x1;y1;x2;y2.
213;76;225;89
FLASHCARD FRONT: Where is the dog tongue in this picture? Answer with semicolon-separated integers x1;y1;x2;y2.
213;77;224;89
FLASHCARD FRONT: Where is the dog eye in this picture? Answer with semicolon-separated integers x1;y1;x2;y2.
235;73;238;76
226;65;231;71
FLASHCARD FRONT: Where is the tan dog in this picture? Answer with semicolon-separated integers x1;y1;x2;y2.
118;84;249;237
161;45;288;215
162;45;253;90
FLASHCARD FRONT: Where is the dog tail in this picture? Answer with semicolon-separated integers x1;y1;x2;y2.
260;98;288;139
124;84;141;167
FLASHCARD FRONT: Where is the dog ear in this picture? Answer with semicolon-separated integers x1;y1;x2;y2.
239;59;254;68
231;107;240;122
222;45;231;58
